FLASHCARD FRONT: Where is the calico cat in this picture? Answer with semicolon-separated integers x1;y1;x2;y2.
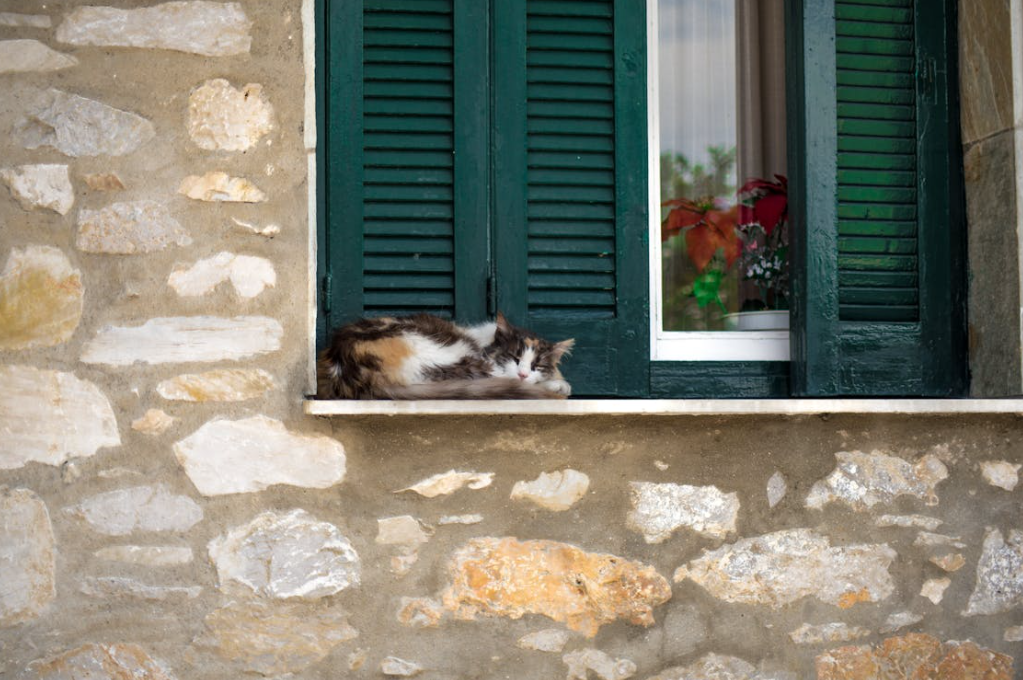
317;312;574;399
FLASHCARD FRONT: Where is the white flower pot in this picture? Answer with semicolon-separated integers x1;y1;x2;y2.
725;310;790;331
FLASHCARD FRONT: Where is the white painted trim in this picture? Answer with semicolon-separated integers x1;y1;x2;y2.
647;0;789;361
307;151;318;394
302;0;317;152
648;0;663;363
307;398;1023;417
654;331;789;361
1012;0;1023;393
303;0;318;396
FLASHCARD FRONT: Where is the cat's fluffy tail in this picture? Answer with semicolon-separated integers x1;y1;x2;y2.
379;378;566;400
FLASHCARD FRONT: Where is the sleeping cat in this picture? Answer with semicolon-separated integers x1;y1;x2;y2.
317;312;574;399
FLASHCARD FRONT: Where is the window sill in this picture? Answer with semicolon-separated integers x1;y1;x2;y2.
305;398;1023;417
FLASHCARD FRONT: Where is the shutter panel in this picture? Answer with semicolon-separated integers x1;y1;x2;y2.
790;0;966;396
835;0;919;323
525;1;617;319
326;0;488;326
362;0;456;317
493;0;649;396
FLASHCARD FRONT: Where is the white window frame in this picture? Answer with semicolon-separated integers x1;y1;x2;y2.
647;0;790;362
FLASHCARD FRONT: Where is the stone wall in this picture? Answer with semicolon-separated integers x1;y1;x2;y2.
960;0;1023;396
0;2;1021;679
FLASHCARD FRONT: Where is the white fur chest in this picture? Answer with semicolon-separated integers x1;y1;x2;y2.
397;334;478;384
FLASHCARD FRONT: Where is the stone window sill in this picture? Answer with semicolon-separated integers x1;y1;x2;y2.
305;398;1023;417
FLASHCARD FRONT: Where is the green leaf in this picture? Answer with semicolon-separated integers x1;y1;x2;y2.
692;269;726;312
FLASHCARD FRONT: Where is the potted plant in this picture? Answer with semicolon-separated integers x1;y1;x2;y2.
660;195;740;314
733;174;789;330
661;174;789;330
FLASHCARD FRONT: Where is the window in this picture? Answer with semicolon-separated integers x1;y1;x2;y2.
651;0;790;363
319;0;966;398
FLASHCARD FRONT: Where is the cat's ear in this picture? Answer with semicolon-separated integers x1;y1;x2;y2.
551;338;575;363
495;311;511;334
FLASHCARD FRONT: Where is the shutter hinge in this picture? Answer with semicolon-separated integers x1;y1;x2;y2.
321;272;332;316
486;274;496;316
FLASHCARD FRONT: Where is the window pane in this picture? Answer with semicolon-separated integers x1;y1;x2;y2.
658;0;788;333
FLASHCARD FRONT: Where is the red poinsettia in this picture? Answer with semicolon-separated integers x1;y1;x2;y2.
661;196;741;273
738;174;787;236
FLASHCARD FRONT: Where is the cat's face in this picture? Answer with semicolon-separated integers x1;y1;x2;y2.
487;313;574;384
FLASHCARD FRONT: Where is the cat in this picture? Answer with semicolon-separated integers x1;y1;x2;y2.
317;312;574;399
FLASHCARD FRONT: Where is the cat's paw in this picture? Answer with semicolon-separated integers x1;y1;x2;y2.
541;378;572;396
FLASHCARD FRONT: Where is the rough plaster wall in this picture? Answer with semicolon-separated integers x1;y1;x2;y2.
960;0;1023;396
5;397;1023;678
0;2;1021;679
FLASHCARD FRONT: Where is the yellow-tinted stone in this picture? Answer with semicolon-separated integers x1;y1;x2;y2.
192;599;357;676
131;409;177;435
25;643;174;679
187;79;273;151
178;171;266;203
83;173;125;191
156;369;275;402
816;633;1013;679
441;537;671;637
0;245;82;350
397;597;444;628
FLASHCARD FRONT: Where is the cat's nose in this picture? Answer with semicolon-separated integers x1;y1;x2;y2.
517;371;528;380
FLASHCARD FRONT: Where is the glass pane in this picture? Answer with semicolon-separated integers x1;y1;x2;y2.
658;0;788;332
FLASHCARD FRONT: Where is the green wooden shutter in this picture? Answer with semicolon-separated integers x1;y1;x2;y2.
493;0;649;397
325;0;649;395
326;0;488;326
789;0;966;396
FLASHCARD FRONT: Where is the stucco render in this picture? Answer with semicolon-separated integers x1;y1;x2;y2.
1;1;1021;679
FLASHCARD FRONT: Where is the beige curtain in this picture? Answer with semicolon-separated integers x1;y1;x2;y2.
736;0;787;183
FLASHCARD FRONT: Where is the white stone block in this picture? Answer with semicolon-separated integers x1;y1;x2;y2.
0;487;55;626
174;415;346;496
65;485;203;536
82;316;282;366
17;89;154;157
627;481;739;543
0;365;119;470
56;2;251;56
510;469;589;511
1;164;73;214
167;252;275;299
178;172;266;203
0;40;76;73
76;200;190;254
208;509;360;599
674;528;896;609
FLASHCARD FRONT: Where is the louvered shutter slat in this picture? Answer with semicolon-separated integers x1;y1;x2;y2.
362;1;456;318
525;5;615;318
836;0;919;324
